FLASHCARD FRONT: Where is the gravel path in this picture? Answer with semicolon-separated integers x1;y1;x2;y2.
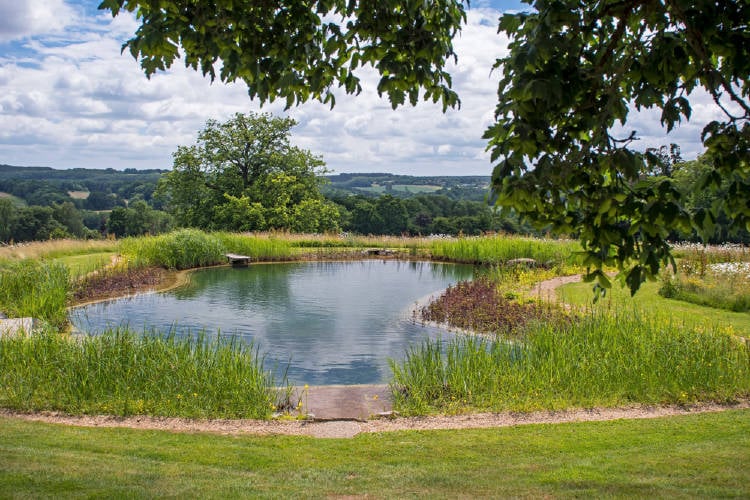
3;401;748;439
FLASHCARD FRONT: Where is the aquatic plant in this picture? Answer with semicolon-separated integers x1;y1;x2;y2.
428;235;579;267
0;328;285;419
120;229;225;269
214;232;292;261
391;308;750;414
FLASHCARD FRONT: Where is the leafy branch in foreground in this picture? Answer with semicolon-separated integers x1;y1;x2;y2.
99;0;466;110
104;0;749;294
487;0;749;293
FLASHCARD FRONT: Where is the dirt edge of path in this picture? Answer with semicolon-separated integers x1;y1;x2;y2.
2;400;748;439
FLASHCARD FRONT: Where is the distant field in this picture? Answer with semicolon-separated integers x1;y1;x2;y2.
67;191;90;200
358;184;443;194
0;192;26;207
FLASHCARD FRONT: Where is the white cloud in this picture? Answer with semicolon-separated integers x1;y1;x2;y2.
0;0;76;41
0;3;727;175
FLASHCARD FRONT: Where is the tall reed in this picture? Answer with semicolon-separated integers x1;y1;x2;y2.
214;232;292;260
391;308;750;414
119;229;225;269
0;328;284;419
0;260;70;328
429;235;579;267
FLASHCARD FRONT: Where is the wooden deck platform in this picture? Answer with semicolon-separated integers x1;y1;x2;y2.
225;253;252;267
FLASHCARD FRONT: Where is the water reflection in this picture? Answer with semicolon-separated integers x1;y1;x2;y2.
70;260;474;385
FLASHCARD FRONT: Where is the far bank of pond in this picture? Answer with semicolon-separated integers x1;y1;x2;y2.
70;260;475;385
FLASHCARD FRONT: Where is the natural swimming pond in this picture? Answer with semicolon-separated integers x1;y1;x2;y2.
70;260;474;385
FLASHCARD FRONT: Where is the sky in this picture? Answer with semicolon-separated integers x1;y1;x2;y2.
0;0;719;176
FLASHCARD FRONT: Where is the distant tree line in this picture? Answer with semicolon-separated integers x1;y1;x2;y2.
1;136;745;245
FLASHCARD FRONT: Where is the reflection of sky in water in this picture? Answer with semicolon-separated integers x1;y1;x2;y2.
70;261;474;385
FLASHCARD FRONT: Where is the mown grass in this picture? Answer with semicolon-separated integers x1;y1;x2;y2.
53;251;115;277
0;260;70;329
559;280;750;335
0;238;117;263
0;329;285;419
392;308;750;415
0;410;748;497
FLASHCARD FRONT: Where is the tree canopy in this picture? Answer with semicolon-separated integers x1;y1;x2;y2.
156;112;340;233
103;0;749;292
98;0;465;110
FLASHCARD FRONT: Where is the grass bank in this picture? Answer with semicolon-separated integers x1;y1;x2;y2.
559;279;750;335
1;410;748;497
395;306;750;415
0;329;286;419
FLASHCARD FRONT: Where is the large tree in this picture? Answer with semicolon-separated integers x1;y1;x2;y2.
156;112;339;232
104;0;749;292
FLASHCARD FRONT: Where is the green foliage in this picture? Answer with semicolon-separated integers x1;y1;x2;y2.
391;309;750;415
157;112;336;232
2;411;750;498
105;1;749;293
100;0;465;110
0;260;69;329
429;235;578;266
0;329;281;419
488;1;749;293
120;229;225;270
214;233;292;261
658;245;750;312
107;200;173;237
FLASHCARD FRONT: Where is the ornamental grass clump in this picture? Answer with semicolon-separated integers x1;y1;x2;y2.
391;308;750;415
0;259;70;329
429;235;579;267
120;229;225;269
214;232;292;261
0;328;283;419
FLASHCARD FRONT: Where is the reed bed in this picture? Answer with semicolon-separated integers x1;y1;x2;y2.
428;235;579;266
0;329;284;419
119;229;226;269
0;260;70;329
391;308;750;415
214;232;292;260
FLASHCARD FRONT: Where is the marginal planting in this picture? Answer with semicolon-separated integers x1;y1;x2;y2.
429;234;579;267
421;277;568;335
392;309;750;415
0;329;284;419
120;229;225;269
214;232;292;261
0;260;69;329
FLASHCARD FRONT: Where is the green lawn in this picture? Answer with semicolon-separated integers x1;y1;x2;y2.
558;279;750;335
52;252;115;277
1;410;748;497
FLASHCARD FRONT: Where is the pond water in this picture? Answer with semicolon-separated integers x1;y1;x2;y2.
70;260;474;385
